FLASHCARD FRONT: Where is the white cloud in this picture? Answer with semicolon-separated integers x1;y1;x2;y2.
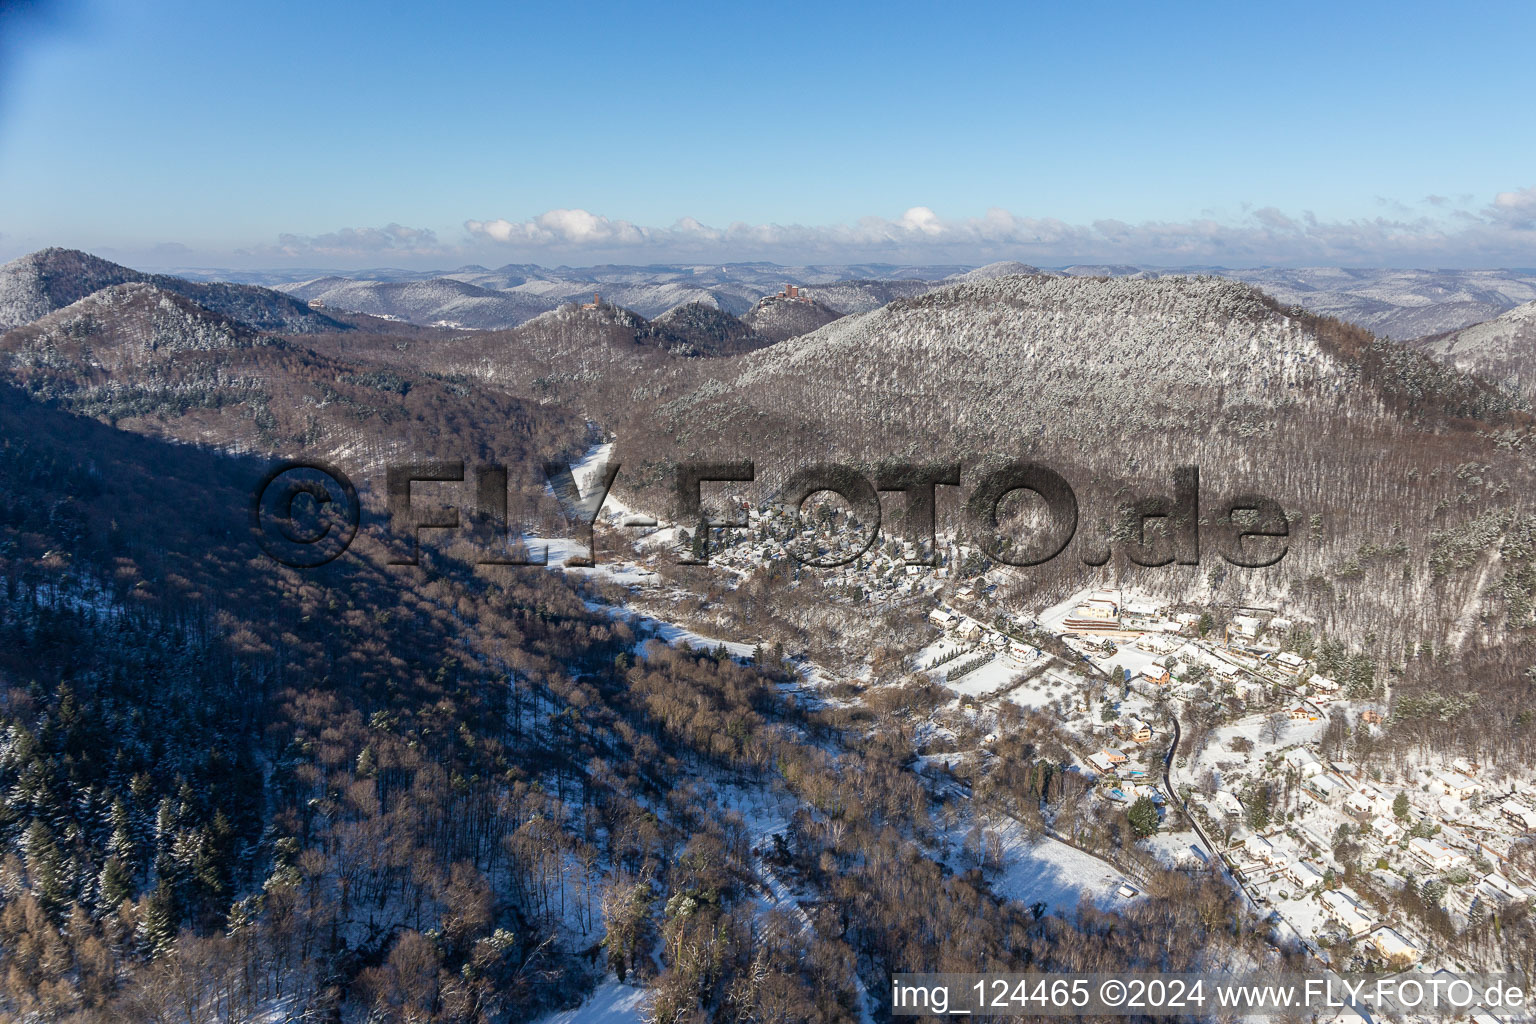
1489;186;1536;229
898;206;943;235
265;223;442;258
218;191;1536;271
457;191;1536;266
464;210;649;247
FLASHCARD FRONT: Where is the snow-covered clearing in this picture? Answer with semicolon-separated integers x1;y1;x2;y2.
978;815;1134;915
532;978;649;1024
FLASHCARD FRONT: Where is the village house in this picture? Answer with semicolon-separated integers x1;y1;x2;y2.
1288;704;1320;721
1320;889;1375;938
1452;757;1480;776
1370;815;1403;844
1344;791;1375;817
1214;790;1243;819
1308;673;1340;695
1275;651;1307;675
1432;770;1483;800
1115;718;1152;744
1063;593;1121;632
1229;614;1264;642
1409;837;1467;871
1305;774;1349;803
1244;834;1287;866
1369;926;1421;966
928;608;957;629
1476;871;1530;906
1287;859;1326;890
1501;799;1536;831
1282;747;1325;779
1139;664;1171;686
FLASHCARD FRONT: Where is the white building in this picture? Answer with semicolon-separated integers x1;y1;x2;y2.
1319;889;1374;938
1408;837;1467;871
1231;614;1263;639
1306;775;1349;803
1287;859;1325;890
1344;792;1375;816
1244;834;1285;865
1283;747;1326;779
1370;815;1402;844
1308;673;1340;694
1477;871;1529;906
1275;651;1307;675
1432;770;1483;800
1501;799;1536;831
1369;926;1420;965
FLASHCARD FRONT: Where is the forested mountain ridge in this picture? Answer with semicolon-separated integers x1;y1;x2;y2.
0;279;587;506
614;273;1536;724
741;294;845;344
0;249;353;335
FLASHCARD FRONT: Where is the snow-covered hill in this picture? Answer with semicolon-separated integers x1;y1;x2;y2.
276;275;553;329
1225;267;1536;339
740;295;844;343
1414;299;1536;401
0;248;348;334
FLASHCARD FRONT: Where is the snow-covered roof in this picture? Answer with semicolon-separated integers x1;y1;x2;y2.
1370;926;1419;959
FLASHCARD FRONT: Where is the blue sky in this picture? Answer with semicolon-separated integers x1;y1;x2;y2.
2;0;1535;269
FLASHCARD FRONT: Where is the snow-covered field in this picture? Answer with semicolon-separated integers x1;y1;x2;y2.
532;979;649;1024
941;655;1017;698
984;818;1136;915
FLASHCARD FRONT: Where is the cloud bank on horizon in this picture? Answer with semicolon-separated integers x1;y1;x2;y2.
235;188;1536;271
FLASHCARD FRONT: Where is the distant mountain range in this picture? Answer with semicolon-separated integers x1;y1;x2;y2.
145;258;1536;340
1199;266;1536;340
